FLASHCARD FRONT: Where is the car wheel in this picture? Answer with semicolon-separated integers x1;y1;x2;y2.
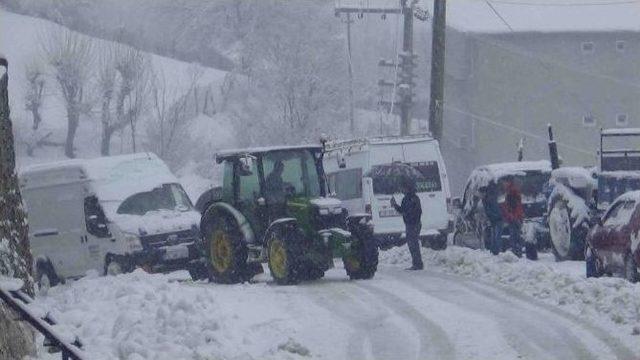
585;246;602;278
36;261;59;295
624;252;638;283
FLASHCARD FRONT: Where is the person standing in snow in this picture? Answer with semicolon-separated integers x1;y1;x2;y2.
501;177;524;257
484;181;503;255
391;177;423;270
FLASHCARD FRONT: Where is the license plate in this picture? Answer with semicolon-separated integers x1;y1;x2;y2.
379;208;400;218
163;245;189;260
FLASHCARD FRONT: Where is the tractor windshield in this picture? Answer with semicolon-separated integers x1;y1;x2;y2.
263;150;322;203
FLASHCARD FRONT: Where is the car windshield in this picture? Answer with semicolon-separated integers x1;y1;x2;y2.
116;183;193;215
498;171;549;203
603;200;637;227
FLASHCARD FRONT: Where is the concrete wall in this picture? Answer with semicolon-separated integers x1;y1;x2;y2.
441;29;640;195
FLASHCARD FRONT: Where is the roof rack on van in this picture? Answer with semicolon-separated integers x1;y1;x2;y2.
325;133;435;152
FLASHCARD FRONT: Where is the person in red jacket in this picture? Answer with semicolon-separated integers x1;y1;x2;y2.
501;177;524;257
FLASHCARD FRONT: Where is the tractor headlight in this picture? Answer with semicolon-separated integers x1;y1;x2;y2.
319;208;330;216
124;234;143;252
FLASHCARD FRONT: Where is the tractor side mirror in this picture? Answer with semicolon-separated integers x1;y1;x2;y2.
238;155;255;176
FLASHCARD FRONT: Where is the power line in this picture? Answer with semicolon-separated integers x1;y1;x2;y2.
485;0;513;31
488;0;640;6
443;101;596;156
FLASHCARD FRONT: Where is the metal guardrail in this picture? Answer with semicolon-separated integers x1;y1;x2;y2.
0;286;85;360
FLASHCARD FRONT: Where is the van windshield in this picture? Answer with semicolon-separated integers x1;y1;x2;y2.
116;183;194;215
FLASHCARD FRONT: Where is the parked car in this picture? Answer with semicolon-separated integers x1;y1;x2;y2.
453;160;552;258
323;134;452;250
20;153;202;290
586;191;640;282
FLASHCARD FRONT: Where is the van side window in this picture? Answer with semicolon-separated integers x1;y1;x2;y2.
327;169;362;200
84;196;110;238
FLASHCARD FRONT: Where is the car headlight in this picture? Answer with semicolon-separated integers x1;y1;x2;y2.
124;234;143;252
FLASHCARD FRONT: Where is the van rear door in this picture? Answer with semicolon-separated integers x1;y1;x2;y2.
402;141;450;233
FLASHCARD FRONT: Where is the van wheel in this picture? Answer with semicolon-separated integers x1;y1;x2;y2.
36;261;59;294
203;213;248;284
428;234;448;250
106;261;123;276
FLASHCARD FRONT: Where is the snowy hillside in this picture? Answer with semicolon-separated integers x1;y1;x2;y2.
0;7;237;197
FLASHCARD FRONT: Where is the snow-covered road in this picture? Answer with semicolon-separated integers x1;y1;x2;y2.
31;247;640;360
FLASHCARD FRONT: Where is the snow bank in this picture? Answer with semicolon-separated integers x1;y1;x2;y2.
30;270;334;360
381;247;640;334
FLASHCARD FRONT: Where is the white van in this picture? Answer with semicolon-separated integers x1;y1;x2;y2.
324;134;452;249
20;153;202;288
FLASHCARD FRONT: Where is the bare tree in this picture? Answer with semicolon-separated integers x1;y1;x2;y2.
23;61;45;130
147;68;194;166
114;45;150;153
97;44;150;155
0;57;36;357
41;30;93;158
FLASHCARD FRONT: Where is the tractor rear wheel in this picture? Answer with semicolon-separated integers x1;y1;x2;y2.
203;213;248;284
549;198;585;261
267;227;302;285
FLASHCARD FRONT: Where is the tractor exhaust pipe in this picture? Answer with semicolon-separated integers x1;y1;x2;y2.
548;124;560;170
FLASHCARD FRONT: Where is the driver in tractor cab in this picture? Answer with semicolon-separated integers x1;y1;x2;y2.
265;160;287;215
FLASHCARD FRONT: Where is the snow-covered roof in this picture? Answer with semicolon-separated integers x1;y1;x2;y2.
22;153;180;216
338;0;640;34
480;160;551;175
216;145;323;161
325;133;435;151
601;128;640;136
615;190;640;203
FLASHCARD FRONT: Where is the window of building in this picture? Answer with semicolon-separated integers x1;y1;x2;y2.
616;114;629;127
582;115;596;127
581;42;595;54
616;40;626;52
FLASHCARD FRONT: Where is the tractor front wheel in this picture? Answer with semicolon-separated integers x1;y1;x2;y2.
267;228;302;285
344;232;379;280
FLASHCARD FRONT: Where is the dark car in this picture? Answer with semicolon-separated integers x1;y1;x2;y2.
586;191;640;282
453;161;552;256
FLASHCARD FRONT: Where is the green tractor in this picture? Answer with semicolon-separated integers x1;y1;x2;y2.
198;145;378;285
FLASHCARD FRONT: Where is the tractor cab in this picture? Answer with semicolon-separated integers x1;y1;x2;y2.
198;145;378;285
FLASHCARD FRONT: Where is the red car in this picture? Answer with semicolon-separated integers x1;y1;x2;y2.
586;191;640;282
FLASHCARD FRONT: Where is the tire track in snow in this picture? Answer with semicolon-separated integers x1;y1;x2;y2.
354;281;457;360
389;268;636;360
301;278;419;360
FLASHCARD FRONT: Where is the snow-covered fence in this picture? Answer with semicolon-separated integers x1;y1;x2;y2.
0;286;85;360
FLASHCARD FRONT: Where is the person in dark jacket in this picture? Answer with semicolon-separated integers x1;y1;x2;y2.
391;177;423;270
501;178;525;257
484;181;503;255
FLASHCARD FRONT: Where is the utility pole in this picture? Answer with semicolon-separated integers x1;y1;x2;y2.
344;13;355;133
335;0;426;137
399;0;414;136
428;0;446;140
